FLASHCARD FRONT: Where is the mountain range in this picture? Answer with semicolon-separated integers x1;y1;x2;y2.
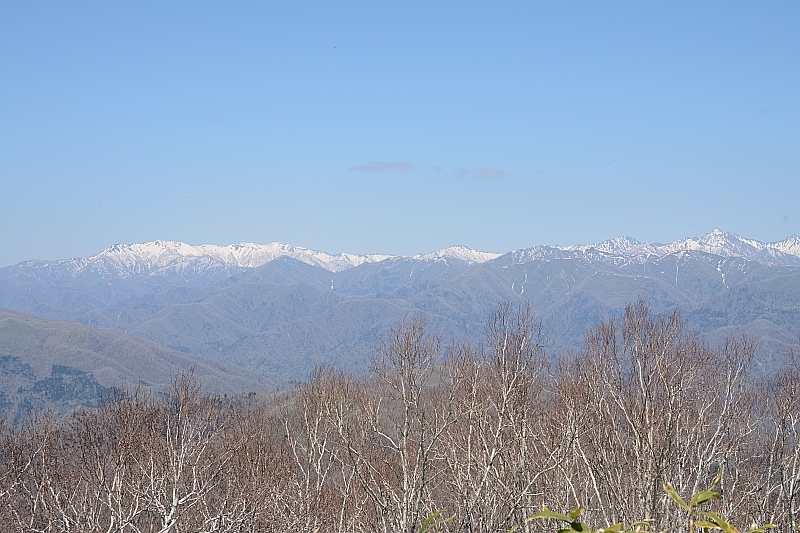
6;230;800;281
2;229;799;416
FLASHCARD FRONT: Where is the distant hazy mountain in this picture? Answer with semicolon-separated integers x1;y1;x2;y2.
498;229;800;266
0;308;280;419
1;230;798;390
4;230;798;282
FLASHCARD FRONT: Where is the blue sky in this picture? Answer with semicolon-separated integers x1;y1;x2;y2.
1;1;798;266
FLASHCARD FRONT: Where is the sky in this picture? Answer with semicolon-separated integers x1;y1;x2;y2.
1;1;798;267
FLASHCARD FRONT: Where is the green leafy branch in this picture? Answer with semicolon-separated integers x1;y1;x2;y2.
419;509;456;533
524;474;777;533
521;504;650;533
663;475;776;533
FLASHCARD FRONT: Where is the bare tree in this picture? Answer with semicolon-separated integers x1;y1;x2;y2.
135;372;235;532
200;399;296;532
1;411;77;533
440;302;570;533
557;299;757;531
754;347;800;532
283;365;363;532
2;299;797;532
69;386;157;532
332;314;447;533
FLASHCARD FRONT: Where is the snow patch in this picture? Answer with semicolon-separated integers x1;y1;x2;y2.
499;230;800;267
414;245;501;265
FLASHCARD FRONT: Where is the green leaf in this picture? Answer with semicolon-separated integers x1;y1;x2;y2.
528;504;574;523
570;521;589;533
663;483;690;511
696;520;724;530
744;525;777;533
700;511;738;533
569;507;583;521
690;489;721;508
419;509;455;533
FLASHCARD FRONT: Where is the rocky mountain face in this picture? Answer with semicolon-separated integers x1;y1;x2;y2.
1;230;798;400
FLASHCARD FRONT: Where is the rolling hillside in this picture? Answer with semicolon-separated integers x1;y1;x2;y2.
0;308;280;419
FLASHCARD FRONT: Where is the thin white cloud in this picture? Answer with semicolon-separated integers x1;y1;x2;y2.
454;167;508;179
181;192;196;197
480;167;507;178
348;161;417;172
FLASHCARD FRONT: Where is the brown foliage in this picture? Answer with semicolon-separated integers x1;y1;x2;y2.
0;300;798;532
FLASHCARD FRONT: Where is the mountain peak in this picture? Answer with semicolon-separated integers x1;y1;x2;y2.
499;230;800;267
592;236;647;255
659;230;776;260
414;246;501;264
68;241;396;275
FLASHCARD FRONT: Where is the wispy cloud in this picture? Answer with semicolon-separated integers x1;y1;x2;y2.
454;167;508;179
181;192;196;198
480;167;507;178
348;161;417;172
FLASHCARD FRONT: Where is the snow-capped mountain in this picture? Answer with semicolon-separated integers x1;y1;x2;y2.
5;241;503;281
5;230;800;283
12;241;395;280
413;245;501;265
500;229;800;266
91;241;395;273
656;229;800;263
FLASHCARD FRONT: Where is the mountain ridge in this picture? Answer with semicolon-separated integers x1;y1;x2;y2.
511;229;800;266
6;230;800;280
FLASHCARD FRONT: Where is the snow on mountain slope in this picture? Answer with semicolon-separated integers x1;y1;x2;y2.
6;242;502;280
498;230;800;266
773;235;800;256
5;230;800;282
82;241;395;275
414;245;501;265
655;229;800;263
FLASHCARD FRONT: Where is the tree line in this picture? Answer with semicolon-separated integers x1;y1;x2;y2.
1;299;798;532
